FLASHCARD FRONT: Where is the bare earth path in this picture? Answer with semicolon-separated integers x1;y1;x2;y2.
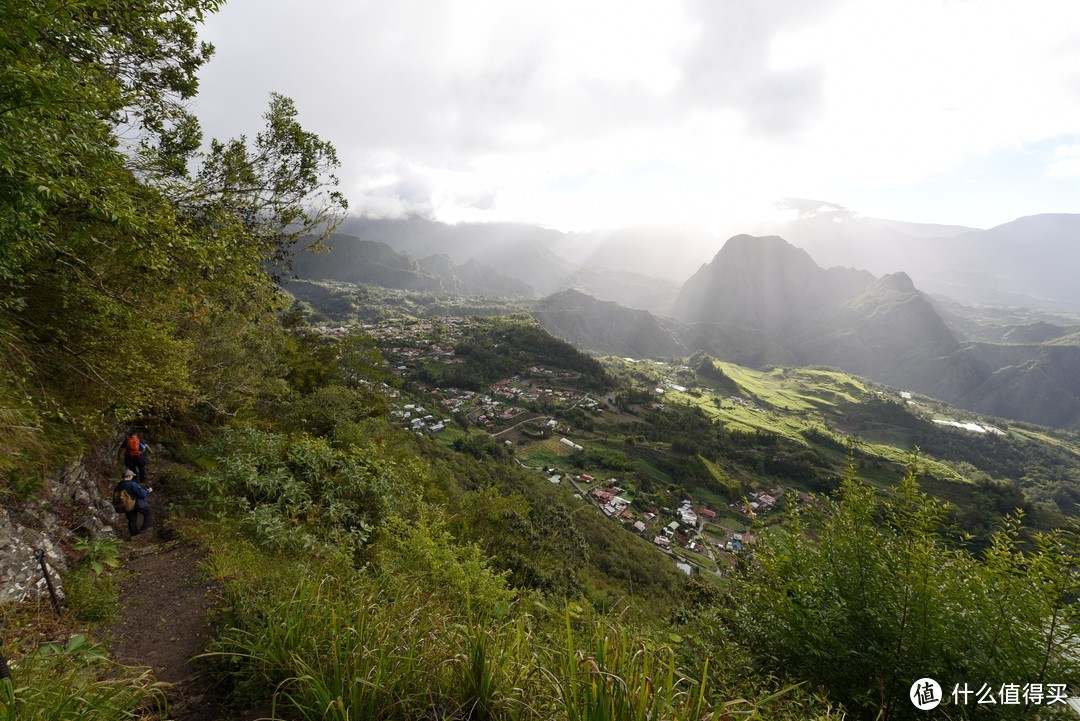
104;455;242;721
109;537;231;720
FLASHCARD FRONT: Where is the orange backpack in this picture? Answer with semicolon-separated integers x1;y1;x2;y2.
126;436;142;457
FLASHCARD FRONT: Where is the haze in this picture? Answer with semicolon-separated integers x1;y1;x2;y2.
196;0;1080;236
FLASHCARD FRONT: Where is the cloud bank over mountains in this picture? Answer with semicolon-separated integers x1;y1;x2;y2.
196;0;1080;232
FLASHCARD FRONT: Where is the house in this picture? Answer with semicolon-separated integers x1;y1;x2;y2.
653;536;671;548
633;521;646;533
700;508;717;519
548;475;562;484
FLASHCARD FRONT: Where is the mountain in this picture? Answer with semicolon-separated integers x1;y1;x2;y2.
791;272;967;391
667;234;1080;430
547;225;723;283
291;234;534;297
767;201;1080;310
419;255;534;297
556;267;680;316
338;216;574;295
531;290;688;359
916;214;1080;309
958;345;1080;428
671;234;874;333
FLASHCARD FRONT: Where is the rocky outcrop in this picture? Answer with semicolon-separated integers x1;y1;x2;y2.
0;450;120;605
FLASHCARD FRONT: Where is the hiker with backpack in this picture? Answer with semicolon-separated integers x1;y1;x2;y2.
113;469;153;537
121;431;150;483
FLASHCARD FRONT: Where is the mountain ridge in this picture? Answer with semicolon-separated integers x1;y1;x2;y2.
532;234;1080;430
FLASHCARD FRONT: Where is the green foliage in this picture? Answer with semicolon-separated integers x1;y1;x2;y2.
202;533;836;721
194;426;403;558
724;457;1080;719
0;1;348;491
0;0;218;276
188;93;347;278
0;634;163;720
414;316;612;392
379;503;514;612
286;383;389;437
62;566;120;624
72;536;121;577
455;431;511;461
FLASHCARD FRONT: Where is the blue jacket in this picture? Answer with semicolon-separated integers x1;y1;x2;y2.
118;479;150;509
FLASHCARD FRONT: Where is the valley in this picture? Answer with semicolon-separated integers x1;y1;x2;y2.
290;224;1080;433
7;6;1080;718
318;311;1080;586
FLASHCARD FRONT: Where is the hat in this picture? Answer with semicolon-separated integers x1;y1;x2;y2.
123;469;135;478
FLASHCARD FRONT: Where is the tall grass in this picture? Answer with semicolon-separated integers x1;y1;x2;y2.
0;635;165;720
208;574;454;720
203;561;828;721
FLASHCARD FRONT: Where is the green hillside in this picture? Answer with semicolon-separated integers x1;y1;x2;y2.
598;354;1080;524
2;6;1078;721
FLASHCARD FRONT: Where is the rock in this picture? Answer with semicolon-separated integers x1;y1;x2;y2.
0;451;119;604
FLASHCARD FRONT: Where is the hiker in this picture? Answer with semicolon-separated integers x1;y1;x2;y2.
122;431;150;483
114;469;153;537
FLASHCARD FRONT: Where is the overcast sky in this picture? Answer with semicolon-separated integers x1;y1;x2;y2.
194;0;1080;234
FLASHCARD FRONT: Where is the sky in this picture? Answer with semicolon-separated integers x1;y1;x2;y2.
194;0;1080;234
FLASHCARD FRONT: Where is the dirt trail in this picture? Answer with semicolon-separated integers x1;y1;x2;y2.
111;541;229;720
105;458;233;720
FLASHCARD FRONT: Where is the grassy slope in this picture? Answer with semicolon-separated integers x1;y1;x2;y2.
596;356;1080;526
672;361;968;485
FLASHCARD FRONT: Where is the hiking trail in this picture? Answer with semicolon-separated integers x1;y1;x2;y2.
104;458;238;721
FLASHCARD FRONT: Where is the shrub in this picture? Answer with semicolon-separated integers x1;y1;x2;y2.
62;567;119;624
723;459;1080;720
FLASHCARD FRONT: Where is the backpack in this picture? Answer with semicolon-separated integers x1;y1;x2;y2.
112;484;136;513
125;436;142;457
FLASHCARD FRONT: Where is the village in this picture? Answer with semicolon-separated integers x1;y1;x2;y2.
318;318;812;580
565;474;809;577
352;316;603;436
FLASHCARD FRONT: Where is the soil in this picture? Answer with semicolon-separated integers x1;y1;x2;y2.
104;457;249;721
109;538;230;720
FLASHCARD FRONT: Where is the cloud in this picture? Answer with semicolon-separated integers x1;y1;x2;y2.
677;0;834;134
193;0;1080;230
351;162;436;219
1046;144;1080;179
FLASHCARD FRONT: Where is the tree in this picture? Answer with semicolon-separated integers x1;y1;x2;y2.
0;1;347;491
185;93;347;278
722;458;1080;720
0;0;220;287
